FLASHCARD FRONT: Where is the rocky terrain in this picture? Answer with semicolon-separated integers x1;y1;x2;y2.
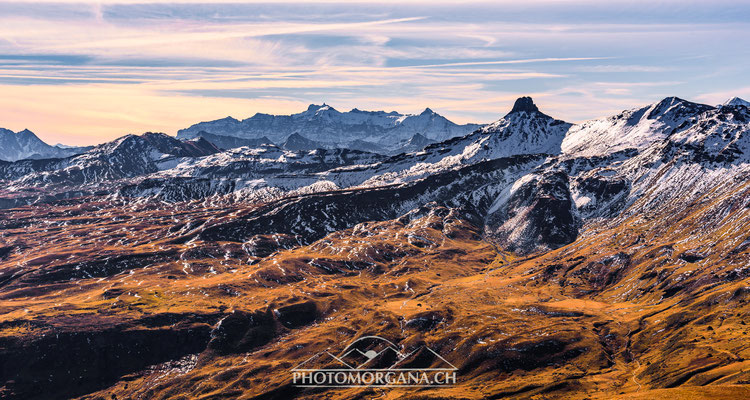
1;96;750;399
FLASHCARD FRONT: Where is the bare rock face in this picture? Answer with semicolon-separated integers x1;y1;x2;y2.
509;96;540;114
207;310;276;355
486;170;579;254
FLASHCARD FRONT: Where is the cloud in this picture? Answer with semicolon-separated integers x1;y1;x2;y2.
0;82;309;145
53;17;426;51
394;57;612;69
0;2;747;144
578;65;671;73
694;86;750;105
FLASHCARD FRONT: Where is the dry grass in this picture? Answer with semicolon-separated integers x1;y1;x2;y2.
0;195;749;399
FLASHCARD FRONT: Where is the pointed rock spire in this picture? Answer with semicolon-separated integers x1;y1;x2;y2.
509;96;539;114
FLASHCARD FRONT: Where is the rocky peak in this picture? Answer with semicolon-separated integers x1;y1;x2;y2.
283;132;321;151
647;96;713;120
13;129;45;145
407;132;432;147
306;103;335;113
509;96;540;114
724;97;750;108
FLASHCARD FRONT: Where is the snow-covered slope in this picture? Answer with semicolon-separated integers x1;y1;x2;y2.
153;145;384;180
118;144;387;202
470;96;570;157
282;132;323;151
5;95;750;256
397;133;435;154
0;133;220;186
479;96;750;252
177;104;481;152
722;97;750;108
0;128;90;161
340;96;571;187
485;169;579;253
670;104;750;163
122;97;567;202
562;97;713;157
552;101;750;224
112;97;574;249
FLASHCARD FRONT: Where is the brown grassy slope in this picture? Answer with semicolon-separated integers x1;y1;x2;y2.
0;189;749;399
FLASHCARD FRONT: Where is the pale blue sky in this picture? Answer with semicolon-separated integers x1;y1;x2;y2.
0;0;748;145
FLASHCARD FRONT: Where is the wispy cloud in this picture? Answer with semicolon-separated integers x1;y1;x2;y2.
395;57;612;69
0;1;747;145
53;17;427;51
578;65;671;73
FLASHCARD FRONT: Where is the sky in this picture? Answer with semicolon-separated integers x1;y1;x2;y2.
0;1;749;146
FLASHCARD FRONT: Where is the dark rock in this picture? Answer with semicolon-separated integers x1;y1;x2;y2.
405;310;450;331
207;310;276;355
275;301;318;329
0;324;212;400
282;132;323;151
487;170;579;254
509;96;539;114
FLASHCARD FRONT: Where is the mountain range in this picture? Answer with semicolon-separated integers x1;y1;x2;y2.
1;95;750;399
0;128;91;161
0;105;476;162
176;103;481;153
2;96;749;249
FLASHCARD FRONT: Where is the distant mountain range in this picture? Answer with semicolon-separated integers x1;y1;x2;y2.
176;104;481;153
0;128;91;161
2;95;748;250
0;105;478;162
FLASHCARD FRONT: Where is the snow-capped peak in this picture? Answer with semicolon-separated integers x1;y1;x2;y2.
469;97;570;155
723;97;750;108
646;96;712;121
282;132;322;151
0;127;89;161
305;103;336;114
561;96;713;157
17;128;36;136
177;104;481;150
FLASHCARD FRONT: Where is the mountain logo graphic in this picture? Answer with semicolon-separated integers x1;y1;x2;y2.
291;336;457;387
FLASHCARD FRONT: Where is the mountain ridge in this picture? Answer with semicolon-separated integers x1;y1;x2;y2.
1;95;749;252
0;128;91;162
176;103;482;153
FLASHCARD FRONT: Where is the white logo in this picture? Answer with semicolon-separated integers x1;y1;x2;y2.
291;336;457;387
